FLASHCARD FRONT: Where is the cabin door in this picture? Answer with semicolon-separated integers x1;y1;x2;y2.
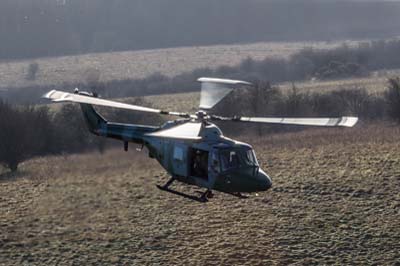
172;143;188;177
189;148;209;180
207;148;220;188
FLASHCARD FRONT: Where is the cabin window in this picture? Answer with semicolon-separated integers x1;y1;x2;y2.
173;146;184;161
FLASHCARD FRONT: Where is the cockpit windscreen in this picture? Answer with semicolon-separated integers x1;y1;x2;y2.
220;148;258;171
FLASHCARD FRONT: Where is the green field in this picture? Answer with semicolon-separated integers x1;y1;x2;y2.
1;123;399;265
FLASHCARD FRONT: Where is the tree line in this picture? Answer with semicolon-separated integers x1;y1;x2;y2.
1;78;400;173
1;0;400;60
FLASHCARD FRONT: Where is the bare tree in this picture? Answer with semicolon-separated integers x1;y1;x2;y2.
26;62;39;81
0;101;54;172
385;78;400;123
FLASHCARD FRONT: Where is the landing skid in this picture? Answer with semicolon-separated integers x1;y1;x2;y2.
156;177;213;203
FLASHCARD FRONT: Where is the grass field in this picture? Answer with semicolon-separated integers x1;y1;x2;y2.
280;69;400;95
1;123;399;265
0;40;356;90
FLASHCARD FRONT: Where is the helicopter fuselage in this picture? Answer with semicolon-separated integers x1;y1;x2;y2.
80;103;272;194
143;121;272;194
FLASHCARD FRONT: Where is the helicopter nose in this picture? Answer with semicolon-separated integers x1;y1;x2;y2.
257;169;272;191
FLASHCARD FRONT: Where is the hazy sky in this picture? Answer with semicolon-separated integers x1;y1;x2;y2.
1;0;400;60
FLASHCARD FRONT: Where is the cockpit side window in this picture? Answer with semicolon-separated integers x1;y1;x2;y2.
211;151;220;173
220;150;240;171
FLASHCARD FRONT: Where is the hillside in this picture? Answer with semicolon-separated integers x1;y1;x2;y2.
0;123;399;265
0;41;350;90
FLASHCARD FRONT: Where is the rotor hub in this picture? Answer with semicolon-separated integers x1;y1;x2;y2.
195;110;209;121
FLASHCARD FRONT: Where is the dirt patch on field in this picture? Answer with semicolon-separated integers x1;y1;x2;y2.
0;124;399;265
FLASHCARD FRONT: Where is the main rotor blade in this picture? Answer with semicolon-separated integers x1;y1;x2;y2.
211;115;358;127
43;90;190;118
145;122;202;140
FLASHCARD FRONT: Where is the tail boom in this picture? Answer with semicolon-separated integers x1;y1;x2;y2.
80;103;158;144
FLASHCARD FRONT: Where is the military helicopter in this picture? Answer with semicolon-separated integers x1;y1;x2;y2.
44;78;358;202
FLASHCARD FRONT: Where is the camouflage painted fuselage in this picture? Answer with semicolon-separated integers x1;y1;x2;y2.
81;104;272;193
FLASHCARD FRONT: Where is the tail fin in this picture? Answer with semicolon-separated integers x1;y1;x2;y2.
80;103;107;135
44;89;158;145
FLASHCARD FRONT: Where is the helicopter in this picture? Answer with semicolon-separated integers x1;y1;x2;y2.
44;77;358;202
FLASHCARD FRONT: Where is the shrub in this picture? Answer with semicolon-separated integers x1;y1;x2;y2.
0;101;55;171
52;104;93;153
26;62;39;81
316;61;368;80
284;84;313;116
384;78;400;122
330;88;370;116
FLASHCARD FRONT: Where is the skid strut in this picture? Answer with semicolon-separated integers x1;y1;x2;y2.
156;177;212;203
159;176;175;189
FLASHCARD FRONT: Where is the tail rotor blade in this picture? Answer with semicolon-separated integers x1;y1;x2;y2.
198;77;252;109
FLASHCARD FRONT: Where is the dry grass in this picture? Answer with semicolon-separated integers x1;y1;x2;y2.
145;92;200;112
280;69;400;95
0;123;399;265
0;40;356;90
